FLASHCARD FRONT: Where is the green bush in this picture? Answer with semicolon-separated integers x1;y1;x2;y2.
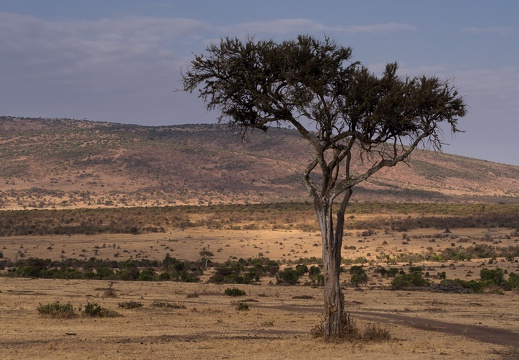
95;267;115;279
276;267;302;285
158;272;171;281
176;270;201;283
208;257;278;284
83;302;120;317
18;265;41;278
349;266;368;287
235;302;249;311
376;267;400;277
308;265;324;286
391;271;430;289
224;287;246;296
37;301;76;318
502;272;519;291
116;266;140;281
137;268;157;281
295;264;309;276
440;278;485;293
480;268;505;286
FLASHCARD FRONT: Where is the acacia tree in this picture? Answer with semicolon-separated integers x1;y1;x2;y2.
182;35;466;339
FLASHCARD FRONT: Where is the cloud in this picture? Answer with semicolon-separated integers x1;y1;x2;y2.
219;19;415;36
0;12;210;87
0;12;214;123
0;14;209;79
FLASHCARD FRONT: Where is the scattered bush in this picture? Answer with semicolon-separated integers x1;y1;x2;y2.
440;278;485;293
2;255;201;283
441;268;518;293
37;301;76;318
208;257;278;284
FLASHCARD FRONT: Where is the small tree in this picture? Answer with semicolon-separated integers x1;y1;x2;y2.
182;35;466;339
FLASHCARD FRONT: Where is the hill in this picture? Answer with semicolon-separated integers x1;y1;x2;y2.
1;116;518;210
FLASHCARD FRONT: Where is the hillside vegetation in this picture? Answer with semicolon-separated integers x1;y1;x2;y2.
1;116;519;210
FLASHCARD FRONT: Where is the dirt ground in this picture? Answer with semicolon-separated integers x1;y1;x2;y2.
1;228;519;359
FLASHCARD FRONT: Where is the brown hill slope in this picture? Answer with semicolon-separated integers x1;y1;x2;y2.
1;116;518;210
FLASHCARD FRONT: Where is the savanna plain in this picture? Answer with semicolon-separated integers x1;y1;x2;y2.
1;203;519;359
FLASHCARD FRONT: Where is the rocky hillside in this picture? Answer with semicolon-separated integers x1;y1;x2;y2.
1;116;518;210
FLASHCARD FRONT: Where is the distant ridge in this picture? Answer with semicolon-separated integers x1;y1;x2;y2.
1;116;518;210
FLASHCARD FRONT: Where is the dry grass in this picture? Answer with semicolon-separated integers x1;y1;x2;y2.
1;226;519;359
310;313;391;342
2;278;516;360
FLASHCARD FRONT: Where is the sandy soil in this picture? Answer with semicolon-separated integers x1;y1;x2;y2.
1;228;519;359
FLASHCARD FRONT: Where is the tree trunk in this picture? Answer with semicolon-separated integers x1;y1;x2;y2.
316;200;345;340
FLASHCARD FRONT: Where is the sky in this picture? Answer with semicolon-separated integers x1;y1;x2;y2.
1;1;518;166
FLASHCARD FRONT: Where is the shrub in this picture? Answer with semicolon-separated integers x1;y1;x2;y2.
118;301;143;309
376;266;399;277
138;268;157;281
159;272;171;281
293;295;314;299
224;287;246;296
96;267;115;279
362;322;392;341
116;266;140;281
502;272;519;291
408;266;424;274
151;301;186;309
177;270;201;283
235;302;249;311
308;265;324;286
208;257;278;284
349;266;368;287
83;302;120;317
439;278;485;293
295;264;309;276
276;267;302;285
480;268;505;286
391;271;431;289
37;301;76;318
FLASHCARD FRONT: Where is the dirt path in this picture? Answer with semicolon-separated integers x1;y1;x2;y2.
258;304;519;349
351;310;519;349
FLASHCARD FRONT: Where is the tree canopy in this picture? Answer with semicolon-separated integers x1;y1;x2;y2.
183;35;466;205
